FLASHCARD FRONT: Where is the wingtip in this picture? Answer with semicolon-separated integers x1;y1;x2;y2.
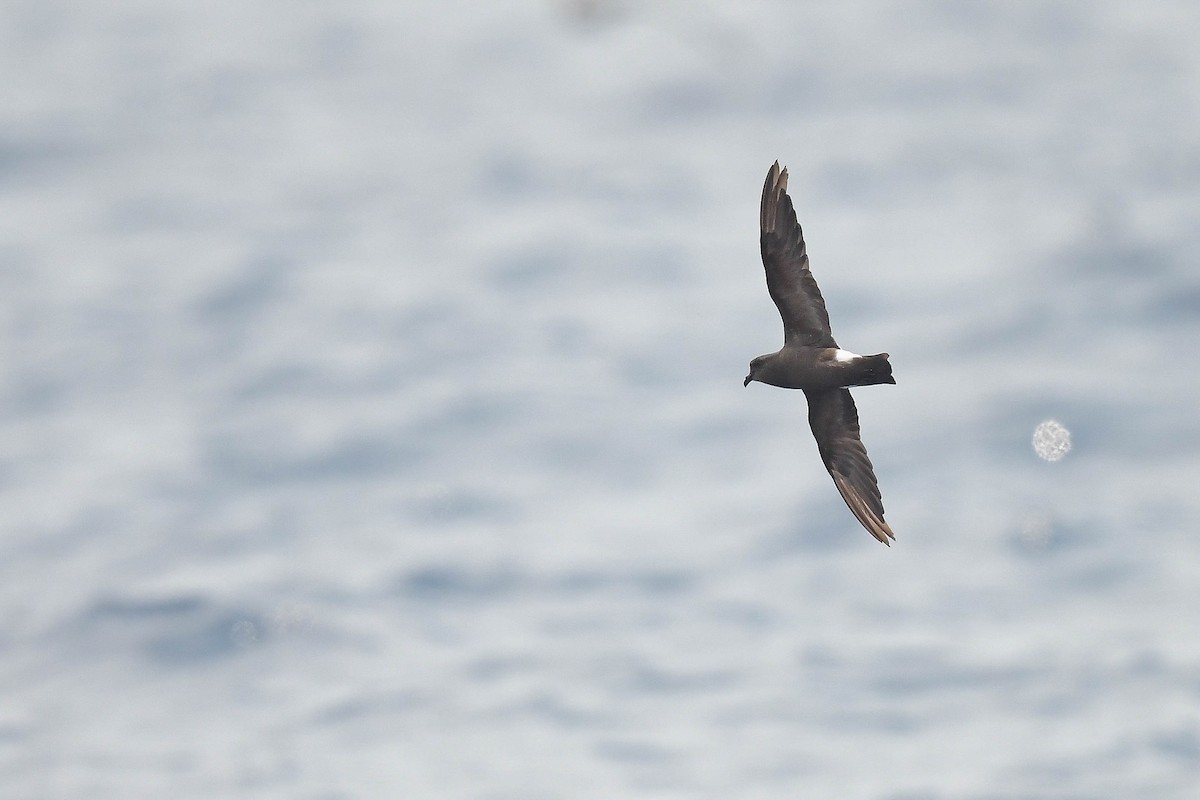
867;517;896;546
873;516;897;545
761;161;790;232
832;473;896;546
765;160;787;188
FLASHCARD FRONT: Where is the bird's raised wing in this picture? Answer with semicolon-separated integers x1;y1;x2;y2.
804;388;894;544
760;161;837;348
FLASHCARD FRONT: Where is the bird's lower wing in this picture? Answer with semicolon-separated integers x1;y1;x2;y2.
804;388;895;544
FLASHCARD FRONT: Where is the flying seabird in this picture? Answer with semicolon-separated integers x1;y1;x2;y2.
743;161;896;544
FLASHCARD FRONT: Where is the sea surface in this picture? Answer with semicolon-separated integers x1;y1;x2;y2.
2;1;1199;797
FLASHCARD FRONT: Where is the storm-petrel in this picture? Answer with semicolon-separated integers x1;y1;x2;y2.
743;161;896;544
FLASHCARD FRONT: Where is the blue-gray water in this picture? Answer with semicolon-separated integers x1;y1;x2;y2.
3;2;1199;797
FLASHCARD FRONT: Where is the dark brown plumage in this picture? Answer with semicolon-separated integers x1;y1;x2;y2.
744;161;896;545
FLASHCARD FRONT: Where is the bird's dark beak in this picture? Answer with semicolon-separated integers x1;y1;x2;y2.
743;374;753;387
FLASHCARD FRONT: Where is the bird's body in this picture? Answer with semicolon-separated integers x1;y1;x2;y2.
746;347;893;391
744;161;896;544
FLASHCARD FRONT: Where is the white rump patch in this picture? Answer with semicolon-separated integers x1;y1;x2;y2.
832;349;861;363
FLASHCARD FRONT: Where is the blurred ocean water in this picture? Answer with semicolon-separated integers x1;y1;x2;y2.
1;1;1199;797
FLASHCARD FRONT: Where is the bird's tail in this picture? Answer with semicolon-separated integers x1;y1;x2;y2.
854;353;895;386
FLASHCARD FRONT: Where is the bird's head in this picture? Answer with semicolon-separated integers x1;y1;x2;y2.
744;355;767;387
